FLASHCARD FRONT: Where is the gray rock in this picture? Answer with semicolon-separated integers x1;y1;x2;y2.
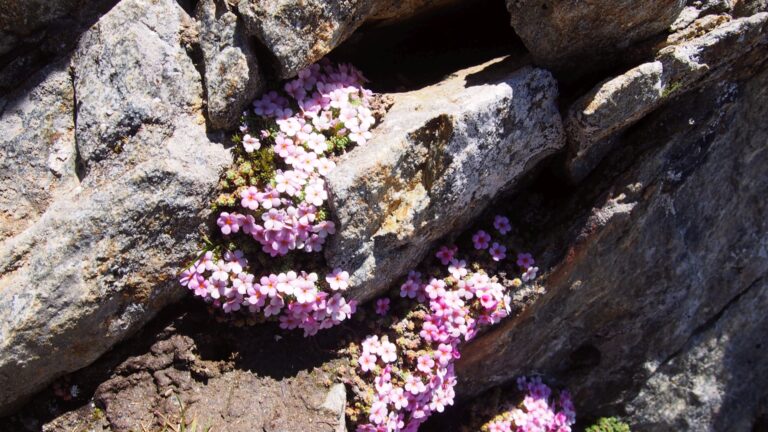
72;0;203;170
237;0;375;79
0;0;230;415
565;13;768;181
326;59;565;302
196;0;263;130
625;277;768;431
457;61;768;429
236;0;469;78
505;0;686;72
0;61;78;241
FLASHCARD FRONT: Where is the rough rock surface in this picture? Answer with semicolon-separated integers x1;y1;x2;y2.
236;0;469;78
0;0;230;415
196;0;263;130
326;59;564;302
88;335;347;432
237;0;376;78
565;13;768;181
505;0;686;72
2;305;350;432
625;274;768;430
457;61;768;429
0;61;78;241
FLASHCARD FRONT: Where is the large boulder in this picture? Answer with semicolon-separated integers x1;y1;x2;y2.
0;61;78;241
236;0;375;79
325;59;565;302
456;59;768;428
565;13;768;181
0;0;230;415
505;0;686;72
236;0;467;78
196;0;263;130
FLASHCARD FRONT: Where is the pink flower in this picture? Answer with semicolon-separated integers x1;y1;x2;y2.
448;259;468;280
494;215;512;235
325;268;349;291
424;279;446;300
416;354;435;374
378;340;397;363
435;245;457;266
400;279;421;299
390;387;409;410
312;221;336;238
294;280;318;304
489;242;507;261
274;135;295;158
517;252;535;269
369;400;388;425
375;298;390;315
262;209;284;231
435;343;453;366
242;134;260;152
240;186;260;210
217;212;243;235
487;421;508;432
263;296;284;317
522;266;539;282
472;230;491;250
405;375;426;395
358;353;377;373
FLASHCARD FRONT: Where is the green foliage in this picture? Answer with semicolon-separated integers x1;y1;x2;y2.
586;417;631;432
328;134;351;152
661;81;683;98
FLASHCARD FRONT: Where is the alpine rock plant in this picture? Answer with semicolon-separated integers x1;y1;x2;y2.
351;215;547;431
481;377;576;432
179;61;375;336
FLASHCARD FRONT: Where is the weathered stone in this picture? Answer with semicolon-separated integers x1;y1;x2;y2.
0;0;230;415
72;0;203;170
0;61;78;241
326;59;565;302
89;335;346;432
237;0;374;78
196;0;263;130
625;276;768;430
236;0;471;78
457;62;768;429
565;13;768;181
26;309;349;432
505;0;686;72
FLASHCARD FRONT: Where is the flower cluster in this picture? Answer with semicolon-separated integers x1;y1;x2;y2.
356;268;512;431
482;377;576;432
351;214;544;431
465;215;540;280
218;61;374;257
180;250;356;336
355;264;517;429
181;61;374;336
